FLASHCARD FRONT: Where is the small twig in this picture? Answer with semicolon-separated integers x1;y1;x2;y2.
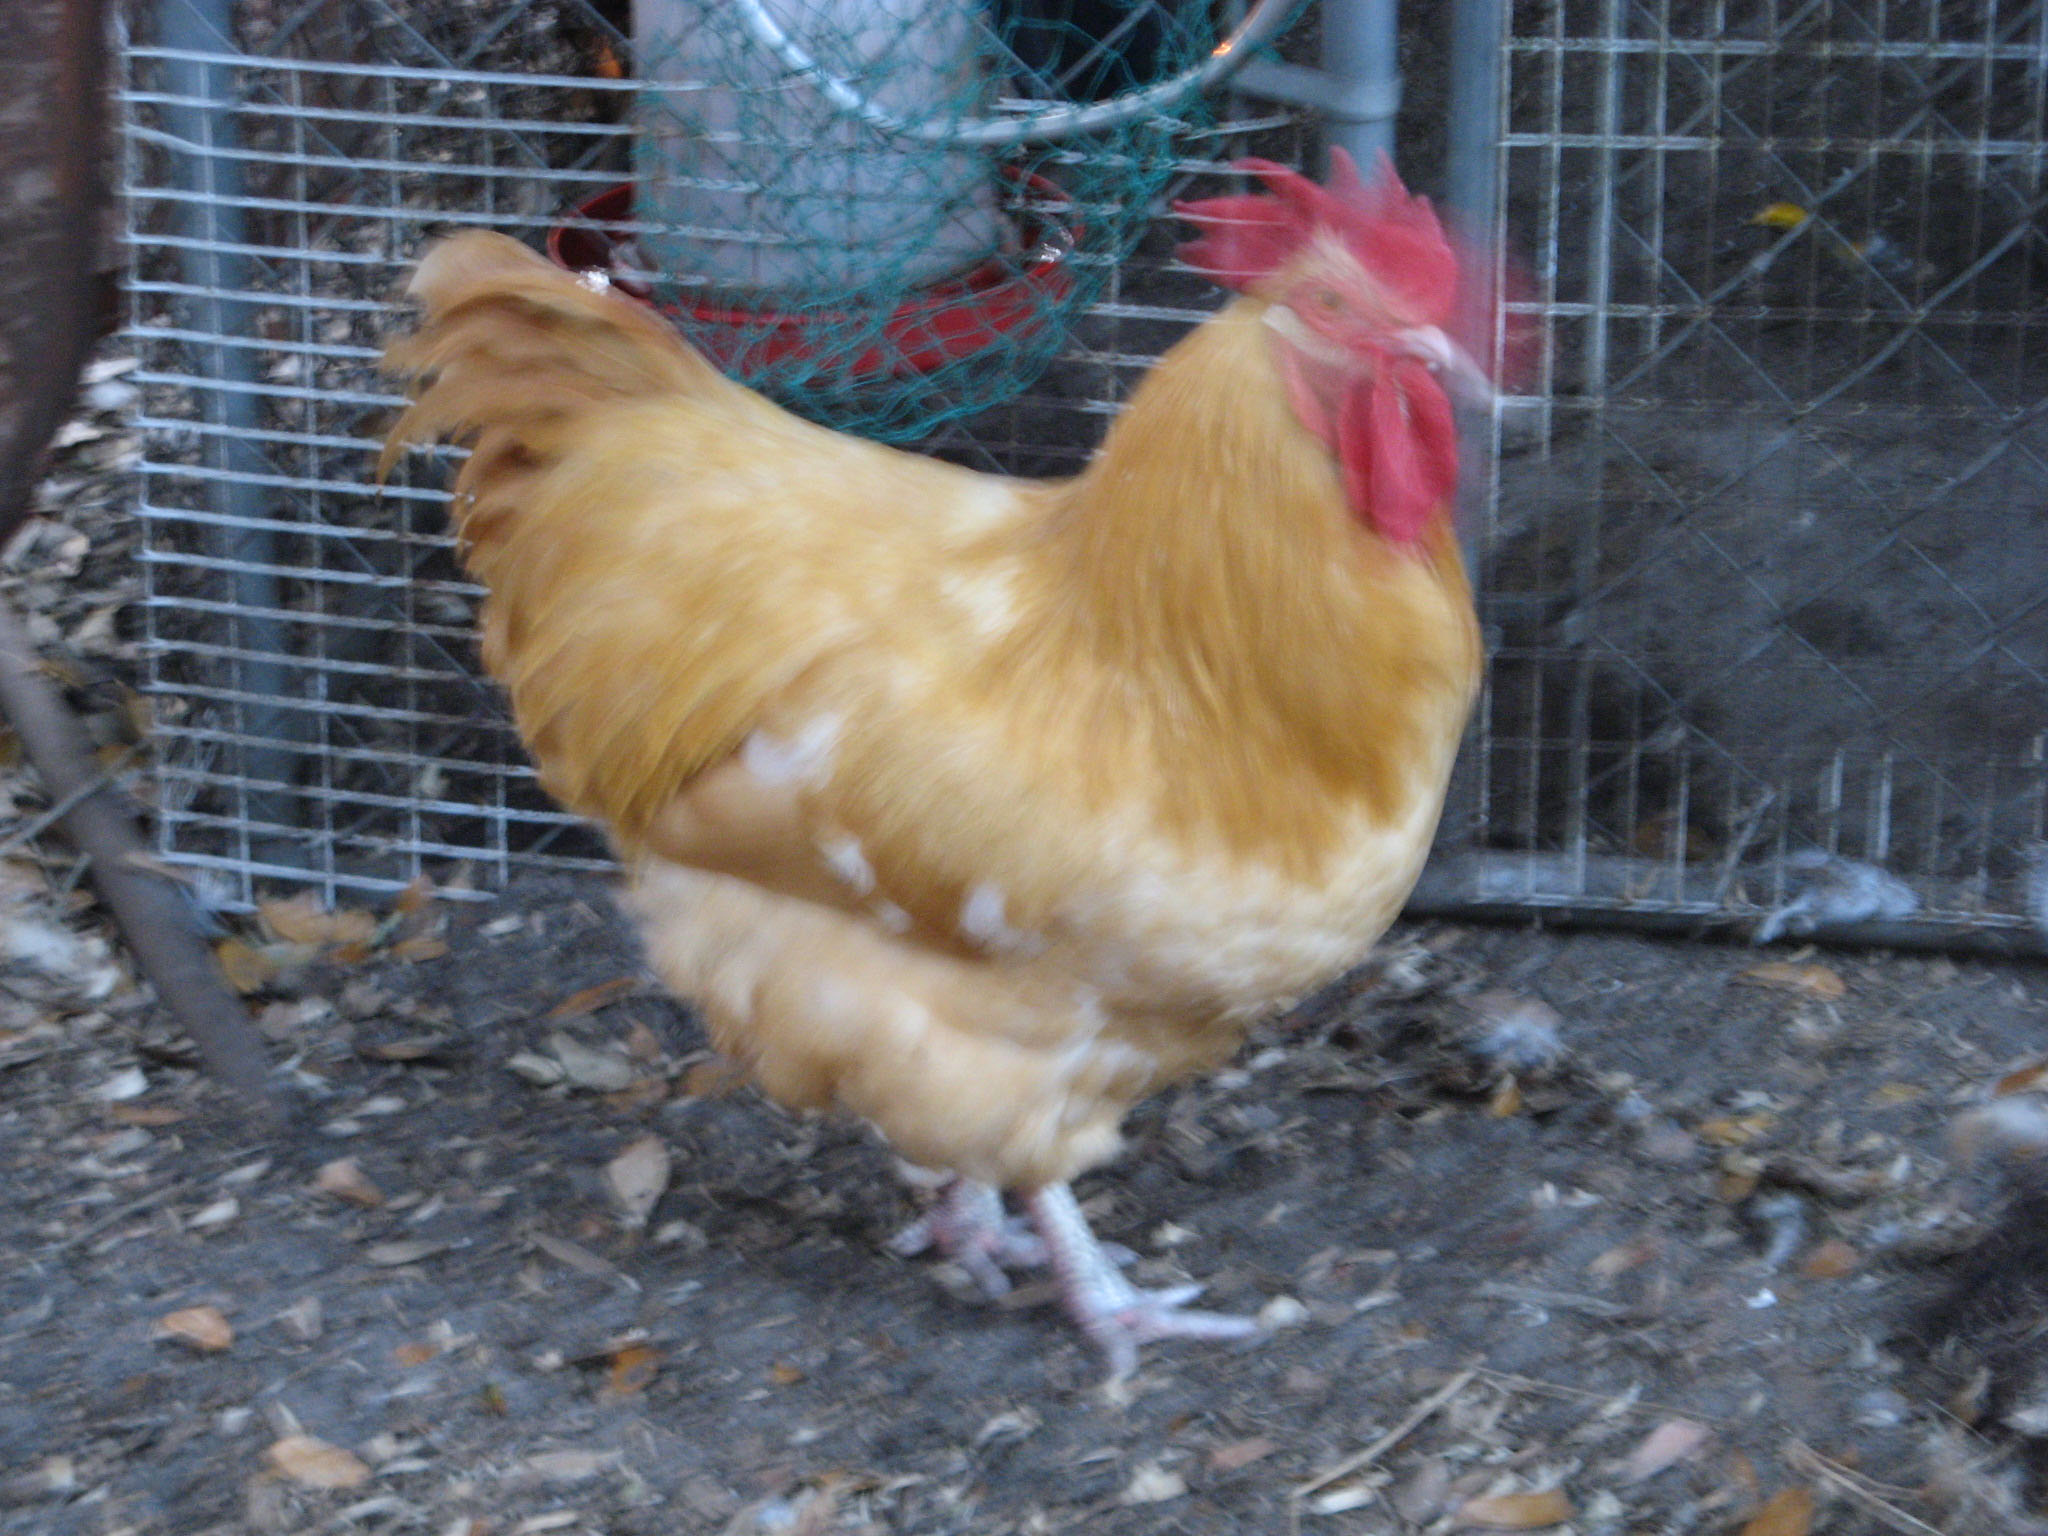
1474;1366;1737;1429
46;1186;178;1256
1711;787;1779;904
1784;1438;1946;1536
1475;1279;1633;1319
1294;1358;1482;1498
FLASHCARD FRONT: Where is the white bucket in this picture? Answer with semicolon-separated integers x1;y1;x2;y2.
632;0;1008;296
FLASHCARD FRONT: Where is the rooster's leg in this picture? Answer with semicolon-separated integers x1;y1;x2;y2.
889;1177;1048;1298
1024;1182;1259;1380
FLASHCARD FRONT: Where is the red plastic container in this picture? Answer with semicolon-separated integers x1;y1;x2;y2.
547;172;1079;382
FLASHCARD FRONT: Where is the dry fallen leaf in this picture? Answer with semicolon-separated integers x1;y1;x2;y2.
1993;1059;2048;1096
1620;1417;1711;1483
155;1305;234;1352
1698;1112;1778;1147
546;977;638;1020
1717;1172;1761;1204
604;1135;671;1229
1587;1238;1659;1278
257;997;331;1041
507;1050;566;1087
1738;1486;1814;1536
548;1032;637;1093
392;874;435;916
1950;1364;1992;1425
259;893;378;949
186;1195;239;1232
276;1296;323;1342
313;1158;385;1208
1723;1450;1762;1507
215;937;276;995
315;903;380;949
1208;1437;1278;1473
603;1078;672;1113
1391;1459;1454;1525
1952;1097;2048;1167
1455;1488;1575;1528
265;1434;371;1490
390;935;450;963
1801;1239;1860;1278
529;1230;613;1276
359;1035;448;1063
606;1342;661;1397
1737;962;1846;1000
521;1448;617;1485
364;1239;447;1267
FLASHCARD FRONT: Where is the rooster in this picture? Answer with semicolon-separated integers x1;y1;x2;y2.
382;153;1488;1378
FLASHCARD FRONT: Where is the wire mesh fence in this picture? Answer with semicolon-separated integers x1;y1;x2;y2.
1429;0;2048;948
121;0;2048;949
119;0;1314;908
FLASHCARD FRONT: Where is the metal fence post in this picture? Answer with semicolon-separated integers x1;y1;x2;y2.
156;0;302;862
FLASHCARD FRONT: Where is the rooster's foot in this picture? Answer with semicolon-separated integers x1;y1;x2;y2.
1025;1182;1259;1381
889;1177;1048;1298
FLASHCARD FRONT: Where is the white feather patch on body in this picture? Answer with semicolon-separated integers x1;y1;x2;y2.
818;833;875;894
936;565;1021;641
959;882;1045;956
741;714;843;786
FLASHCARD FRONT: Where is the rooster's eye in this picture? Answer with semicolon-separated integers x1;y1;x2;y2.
1310;288;1344;313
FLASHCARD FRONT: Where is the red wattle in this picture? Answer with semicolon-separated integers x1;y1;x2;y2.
1337;358;1458;546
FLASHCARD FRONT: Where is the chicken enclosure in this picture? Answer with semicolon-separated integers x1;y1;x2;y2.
121;0;2048;950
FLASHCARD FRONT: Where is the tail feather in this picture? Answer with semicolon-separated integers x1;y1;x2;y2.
379;231;728;545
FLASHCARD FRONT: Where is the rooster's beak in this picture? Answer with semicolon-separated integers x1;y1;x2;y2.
1393;326;1494;406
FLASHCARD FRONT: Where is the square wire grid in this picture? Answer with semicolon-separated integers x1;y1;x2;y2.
119;0;1310;908
123;0;2048;946
1449;0;2048;942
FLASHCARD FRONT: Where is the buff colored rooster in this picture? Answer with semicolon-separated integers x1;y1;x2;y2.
382;154;1487;1378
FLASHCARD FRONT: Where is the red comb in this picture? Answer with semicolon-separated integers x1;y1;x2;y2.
1173;150;1460;327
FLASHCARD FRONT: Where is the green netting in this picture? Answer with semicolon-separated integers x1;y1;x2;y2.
549;1;1228;440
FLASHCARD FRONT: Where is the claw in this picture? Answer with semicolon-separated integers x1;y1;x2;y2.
1023;1183;1260;1381
890;1178;1047;1298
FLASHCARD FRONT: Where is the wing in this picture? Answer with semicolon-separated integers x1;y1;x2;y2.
471;388;1047;865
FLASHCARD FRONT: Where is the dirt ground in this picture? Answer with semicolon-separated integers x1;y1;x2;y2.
1;320;2046;1536
4;195;2048;1536
4;878;2048;1536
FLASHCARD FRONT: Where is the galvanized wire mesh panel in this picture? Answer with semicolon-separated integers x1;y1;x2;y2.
1442;0;2048;945
125;0;2048;947
119;0;1311;908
